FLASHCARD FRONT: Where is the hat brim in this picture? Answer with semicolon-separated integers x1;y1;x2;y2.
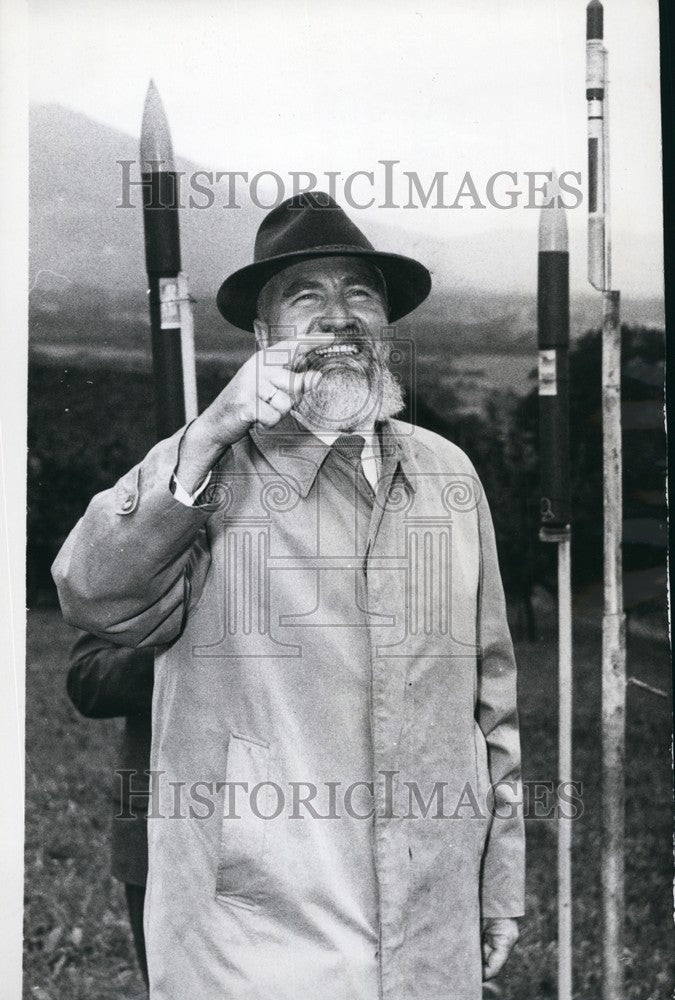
216;246;431;332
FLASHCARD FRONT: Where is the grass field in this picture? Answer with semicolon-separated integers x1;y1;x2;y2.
23;607;673;1000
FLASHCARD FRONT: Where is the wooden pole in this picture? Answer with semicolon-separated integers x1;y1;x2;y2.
601;289;625;1000
586;8;626;992
557;531;573;1000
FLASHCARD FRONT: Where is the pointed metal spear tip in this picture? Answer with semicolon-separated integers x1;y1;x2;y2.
538;171;568;253
586;0;603;41
140;80;175;172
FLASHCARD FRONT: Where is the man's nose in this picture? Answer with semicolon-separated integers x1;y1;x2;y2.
317;316;353;334
316;292;353;333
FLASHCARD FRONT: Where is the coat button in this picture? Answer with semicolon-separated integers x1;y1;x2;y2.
121;496;134;511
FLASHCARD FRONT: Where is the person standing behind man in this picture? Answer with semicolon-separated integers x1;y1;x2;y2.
66;632;154;987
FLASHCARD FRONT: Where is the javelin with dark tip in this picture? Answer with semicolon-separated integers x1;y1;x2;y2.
140;80;198;438
538;174;572;1000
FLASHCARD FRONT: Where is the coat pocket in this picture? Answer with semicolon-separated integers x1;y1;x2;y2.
215;731;272;909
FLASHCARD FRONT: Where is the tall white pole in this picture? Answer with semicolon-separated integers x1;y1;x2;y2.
586;5;626;998
557;534;573;1000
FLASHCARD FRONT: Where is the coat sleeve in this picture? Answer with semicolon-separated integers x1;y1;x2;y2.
475;481;526;919
52;428;221;648
67;632;155;719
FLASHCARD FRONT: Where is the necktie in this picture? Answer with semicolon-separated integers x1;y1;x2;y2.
332;434;366;462
331;434;374;497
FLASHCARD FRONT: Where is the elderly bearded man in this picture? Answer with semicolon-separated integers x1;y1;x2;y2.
53;193;525;1000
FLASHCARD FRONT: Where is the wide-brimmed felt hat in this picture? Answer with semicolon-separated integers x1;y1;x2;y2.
216;192;432;331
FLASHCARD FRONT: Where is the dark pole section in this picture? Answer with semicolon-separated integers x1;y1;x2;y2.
538;250;570;531
586;0;603;41
142;172;181;276
142;171;185;439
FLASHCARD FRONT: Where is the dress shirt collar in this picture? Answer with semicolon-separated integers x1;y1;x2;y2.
249;411;416;499
291;411;380;491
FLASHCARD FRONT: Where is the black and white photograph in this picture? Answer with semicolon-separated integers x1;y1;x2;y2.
0;1;671;998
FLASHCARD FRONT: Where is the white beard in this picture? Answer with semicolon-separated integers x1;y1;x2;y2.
296;363;404;433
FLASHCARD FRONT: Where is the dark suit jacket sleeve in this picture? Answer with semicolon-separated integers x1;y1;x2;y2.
51;428;223;648
475;481;526;919
67;632;155;719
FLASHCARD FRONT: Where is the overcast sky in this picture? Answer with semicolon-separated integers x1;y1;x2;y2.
28;0;664;293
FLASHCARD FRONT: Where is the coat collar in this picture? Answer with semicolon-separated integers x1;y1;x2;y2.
250;412;417;498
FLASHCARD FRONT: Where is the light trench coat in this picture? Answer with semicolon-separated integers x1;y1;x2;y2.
53;414;525;1000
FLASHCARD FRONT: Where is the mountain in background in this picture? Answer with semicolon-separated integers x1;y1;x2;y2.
29;103;665;368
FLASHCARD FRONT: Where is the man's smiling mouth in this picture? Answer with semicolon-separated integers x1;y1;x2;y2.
312;343;360;358
295;338;377;373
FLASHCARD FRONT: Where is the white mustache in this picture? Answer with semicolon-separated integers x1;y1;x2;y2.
298;333;378;372
296;363;405;431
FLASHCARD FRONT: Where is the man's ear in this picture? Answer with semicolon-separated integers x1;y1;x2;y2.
253;318;270;350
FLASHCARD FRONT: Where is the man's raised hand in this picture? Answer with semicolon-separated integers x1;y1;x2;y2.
248;339;324;430
175;339;324;494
